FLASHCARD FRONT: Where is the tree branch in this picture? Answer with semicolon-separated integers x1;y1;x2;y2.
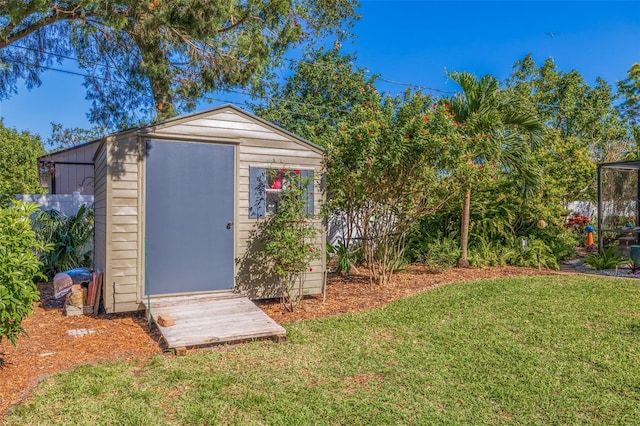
217;14;250;33
1;14;62;49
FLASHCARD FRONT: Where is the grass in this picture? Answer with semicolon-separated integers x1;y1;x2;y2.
6;275;640;425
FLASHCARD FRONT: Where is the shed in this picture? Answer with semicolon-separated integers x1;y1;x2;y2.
38;140;101;194
93;105;326;314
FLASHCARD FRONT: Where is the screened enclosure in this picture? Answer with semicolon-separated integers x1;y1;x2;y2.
597;160;640;255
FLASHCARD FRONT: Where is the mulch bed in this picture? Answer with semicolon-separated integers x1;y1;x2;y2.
0;265;557;419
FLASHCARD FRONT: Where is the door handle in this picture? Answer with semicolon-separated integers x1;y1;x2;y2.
226;221;233;229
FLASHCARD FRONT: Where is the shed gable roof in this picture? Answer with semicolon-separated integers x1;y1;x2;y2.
37;139;101;163
137;104;325;155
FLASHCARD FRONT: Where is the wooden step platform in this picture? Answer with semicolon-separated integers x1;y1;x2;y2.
143;293;286;349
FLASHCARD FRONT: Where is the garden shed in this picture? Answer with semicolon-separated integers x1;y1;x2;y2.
38;139;101;194
93;105;326;317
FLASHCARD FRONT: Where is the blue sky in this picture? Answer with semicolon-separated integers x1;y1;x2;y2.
1;1;639;141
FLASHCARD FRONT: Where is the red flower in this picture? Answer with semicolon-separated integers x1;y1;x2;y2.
423;115;430;123
309;267;313;272
309;247;313;252
280;168;286;172
295;170;300;175
445;103;451;110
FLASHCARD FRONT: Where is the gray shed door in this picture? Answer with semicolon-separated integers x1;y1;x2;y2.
145;140;234;295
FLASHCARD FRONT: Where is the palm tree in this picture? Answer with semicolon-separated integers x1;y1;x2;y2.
447;72;543;267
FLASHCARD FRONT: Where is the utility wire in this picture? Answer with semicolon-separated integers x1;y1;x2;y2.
3;54;640;114
280;56;455;94
8;43;455;96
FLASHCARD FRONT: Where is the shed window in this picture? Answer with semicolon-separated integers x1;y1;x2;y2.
249;167;314;218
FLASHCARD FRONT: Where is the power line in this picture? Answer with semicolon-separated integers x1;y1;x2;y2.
280;56;455;94
7;43;456;95
7;43;639;112
10;44;106;69
2;55;639;115
536;103;640;112
8;58;128;84
2;56;359;115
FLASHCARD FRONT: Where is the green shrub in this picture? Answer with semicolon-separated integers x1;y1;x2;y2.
33;205;94;279
0;202;50;345
261;173;319;311
583;246;629;270
545;229;579;262
468;238;514;267
504;237;559;270
327;240;363;275
420;237;460;270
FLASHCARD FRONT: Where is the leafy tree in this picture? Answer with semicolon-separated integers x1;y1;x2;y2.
447;71;543;267
329;91;460;284
509;54;632;165
255;47;380;252
0;201;49;346
47;122;107;151
254;46;379;147
0;122;46;197
0;0;359;128
617;63;640;147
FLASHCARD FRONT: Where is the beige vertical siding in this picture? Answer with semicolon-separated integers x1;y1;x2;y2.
93;141;108;309
41;140;100;194
106;136;143;313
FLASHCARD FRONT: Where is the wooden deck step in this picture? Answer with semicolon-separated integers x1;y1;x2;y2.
143;293;286;349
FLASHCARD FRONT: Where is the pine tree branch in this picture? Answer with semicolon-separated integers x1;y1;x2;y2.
0;5;99;49
217;14;250;34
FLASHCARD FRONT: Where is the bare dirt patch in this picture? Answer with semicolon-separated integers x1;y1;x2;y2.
0;265;557;419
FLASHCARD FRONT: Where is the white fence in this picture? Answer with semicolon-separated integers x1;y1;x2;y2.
16;192;94;216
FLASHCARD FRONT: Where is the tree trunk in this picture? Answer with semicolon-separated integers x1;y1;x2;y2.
457;189;471;268
132;31;176;121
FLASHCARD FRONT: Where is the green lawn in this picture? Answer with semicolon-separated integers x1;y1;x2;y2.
7;275;640;425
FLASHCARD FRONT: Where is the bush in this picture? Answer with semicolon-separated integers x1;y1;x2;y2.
33;205;94;279
0;202;50;345
327;240;363;275
468;238;513;267
261;173;319;311
505;237;559;270
583;246;629;270
420;237;460;270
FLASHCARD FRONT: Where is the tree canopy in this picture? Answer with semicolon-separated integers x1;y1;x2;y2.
253;46;378;146
617;63;640;146
0;0;359;128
